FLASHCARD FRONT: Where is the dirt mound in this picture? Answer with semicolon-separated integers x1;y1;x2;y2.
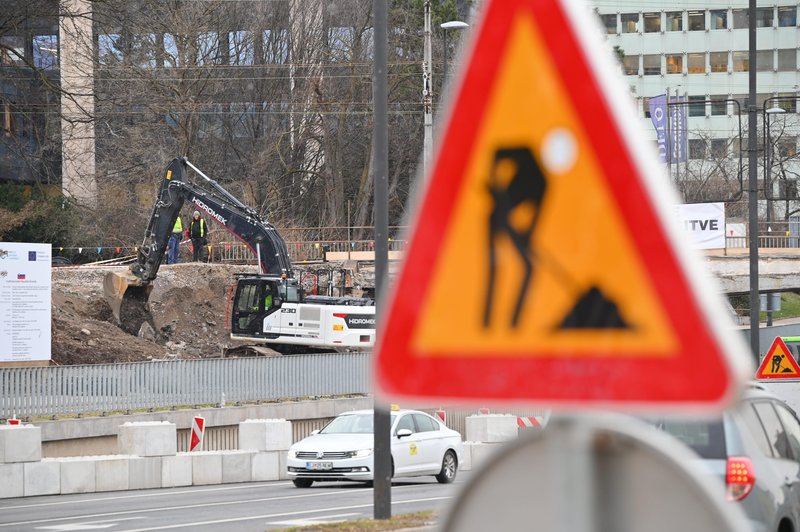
51;263;261;365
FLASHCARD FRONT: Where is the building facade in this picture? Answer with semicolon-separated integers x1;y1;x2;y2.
595;1;800;218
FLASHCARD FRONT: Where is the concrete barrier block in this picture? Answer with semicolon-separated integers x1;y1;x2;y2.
0;425;42;463
118;422;176;457
222;451;253;484
467;442;503;470
279;450;289;480
465;415;518;443
129;457;162;490
95;456;131;492
60;458;96;494
239;419;292;451
162;455;193;488
0;463;23;498
251;451;280;482
24;460;60;497
192;452;222;485
459;443;473;471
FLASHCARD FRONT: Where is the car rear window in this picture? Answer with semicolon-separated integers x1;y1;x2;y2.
657;419;727;459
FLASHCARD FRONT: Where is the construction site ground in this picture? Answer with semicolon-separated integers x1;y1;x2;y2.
51;261;374;366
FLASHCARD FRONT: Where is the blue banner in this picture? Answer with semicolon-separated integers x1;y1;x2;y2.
648;95;668;163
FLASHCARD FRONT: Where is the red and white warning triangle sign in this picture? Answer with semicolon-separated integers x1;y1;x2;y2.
756;337;800;380
375;0;752;409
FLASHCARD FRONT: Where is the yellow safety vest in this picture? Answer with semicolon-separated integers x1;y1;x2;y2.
172;217;183;233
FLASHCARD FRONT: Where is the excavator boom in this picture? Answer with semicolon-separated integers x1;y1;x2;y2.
104;157;293;326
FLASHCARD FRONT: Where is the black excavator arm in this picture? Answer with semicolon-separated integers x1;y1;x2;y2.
130;157;293;283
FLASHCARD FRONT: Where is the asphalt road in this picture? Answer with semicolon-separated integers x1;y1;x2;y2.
0;474;469;531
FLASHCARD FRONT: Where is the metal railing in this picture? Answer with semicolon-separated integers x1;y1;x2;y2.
0;353;370;418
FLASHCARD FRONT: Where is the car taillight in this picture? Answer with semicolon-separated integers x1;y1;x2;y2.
726;456;755;501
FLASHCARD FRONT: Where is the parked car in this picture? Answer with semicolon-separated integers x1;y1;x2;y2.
286;408;463;488
650;386;800;532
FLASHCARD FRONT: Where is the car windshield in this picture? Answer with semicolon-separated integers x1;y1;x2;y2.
652;418;727;460
319;413;397;434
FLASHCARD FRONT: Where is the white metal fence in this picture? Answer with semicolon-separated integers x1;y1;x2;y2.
0;353;370;418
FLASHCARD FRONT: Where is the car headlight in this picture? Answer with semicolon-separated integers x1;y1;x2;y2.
352;449;373;458
288;448;299;458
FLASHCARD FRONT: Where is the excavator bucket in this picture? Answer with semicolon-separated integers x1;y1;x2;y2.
103;271;154;332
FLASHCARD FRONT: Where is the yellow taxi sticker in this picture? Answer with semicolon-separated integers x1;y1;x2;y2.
333;324;344;331
409;443;418;456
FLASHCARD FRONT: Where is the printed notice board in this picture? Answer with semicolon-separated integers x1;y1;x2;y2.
0;242;52;362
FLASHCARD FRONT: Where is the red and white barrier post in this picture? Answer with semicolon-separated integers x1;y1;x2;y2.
7;416;20;426
516;416;542;430
435;409;446;425
478;407;490;415
190;416;205;451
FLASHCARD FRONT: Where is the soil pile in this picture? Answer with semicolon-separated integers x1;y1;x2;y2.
51;263;261;365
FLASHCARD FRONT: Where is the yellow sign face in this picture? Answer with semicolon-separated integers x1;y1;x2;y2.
414;13;675;358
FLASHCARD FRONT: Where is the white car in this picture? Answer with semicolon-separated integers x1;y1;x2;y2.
286;409;464;488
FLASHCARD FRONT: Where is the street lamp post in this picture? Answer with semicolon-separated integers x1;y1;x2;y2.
440;20;469;92
422;0;433;180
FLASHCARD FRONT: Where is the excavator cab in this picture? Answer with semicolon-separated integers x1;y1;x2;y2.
230;277;279;336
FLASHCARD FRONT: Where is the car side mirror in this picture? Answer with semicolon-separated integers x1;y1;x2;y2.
396;428;412;439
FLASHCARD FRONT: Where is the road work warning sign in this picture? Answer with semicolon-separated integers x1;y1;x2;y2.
375;0;751;408
756;337;800;380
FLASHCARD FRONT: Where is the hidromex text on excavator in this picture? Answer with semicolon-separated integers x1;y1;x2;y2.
103;157;376;353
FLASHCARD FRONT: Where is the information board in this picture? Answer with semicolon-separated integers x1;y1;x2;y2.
0;242;52;362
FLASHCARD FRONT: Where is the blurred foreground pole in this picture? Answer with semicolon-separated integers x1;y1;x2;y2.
747;0;760;361
372;0;392;520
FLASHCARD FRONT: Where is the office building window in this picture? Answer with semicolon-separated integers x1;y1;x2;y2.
778;6;797;27
711;139;728;159
666;54;683;74
643;54;661;75
688;95;706;117
622;55;639;75
710;51;728;72
688;11;705;31
32;35;58;70
98;34;122;65
229;31;254;65
732;51;749;72
643;96;651;118
600;14;617;34
776;96;797;113
732;9;748;29
757;50;773;71
0;36;25;65
778;49;797;71
757;7;774;27
666;12;683;31
710;10;728;30
731;95;747;115
621;13;639;33
263;29;288;64
689;139;707;159
778;137;798;158
710;96;727;115
644;12;661;32
688;53;705;73
196;32;221;65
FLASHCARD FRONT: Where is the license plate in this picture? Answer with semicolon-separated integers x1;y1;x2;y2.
306;461;333;471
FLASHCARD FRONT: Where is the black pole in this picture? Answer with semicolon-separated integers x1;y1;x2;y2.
372;0;391;520
748;0;760;361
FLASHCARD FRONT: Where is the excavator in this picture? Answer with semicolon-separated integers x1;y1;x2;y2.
103;157;376;352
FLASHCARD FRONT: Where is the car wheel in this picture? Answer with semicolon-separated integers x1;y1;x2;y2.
292;478;313;488
435;450;457;484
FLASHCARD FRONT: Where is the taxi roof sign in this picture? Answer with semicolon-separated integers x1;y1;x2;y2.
375;0;752;409
755;337;800;380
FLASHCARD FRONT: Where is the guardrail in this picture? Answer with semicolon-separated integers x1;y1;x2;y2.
0;353;370;418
